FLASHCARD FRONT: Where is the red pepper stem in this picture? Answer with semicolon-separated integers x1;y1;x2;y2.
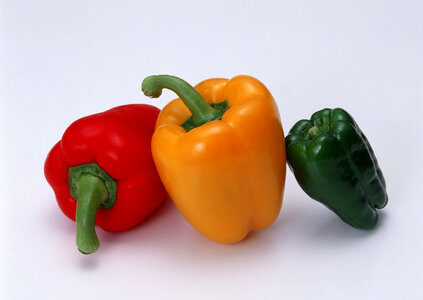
75;174;108;254
141;75;220;128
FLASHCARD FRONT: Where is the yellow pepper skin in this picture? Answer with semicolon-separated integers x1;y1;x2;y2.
142;75;286;243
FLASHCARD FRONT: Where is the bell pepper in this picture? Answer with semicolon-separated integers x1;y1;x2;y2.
44;104;167;254
142;75;286;243
285;108;388;229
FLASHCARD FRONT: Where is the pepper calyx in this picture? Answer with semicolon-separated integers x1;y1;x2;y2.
181;100;228;131
69;163;117;209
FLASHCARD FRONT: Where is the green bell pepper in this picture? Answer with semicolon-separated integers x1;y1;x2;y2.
286;108;388;229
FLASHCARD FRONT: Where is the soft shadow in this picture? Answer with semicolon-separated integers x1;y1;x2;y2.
376;210;388;228
96;197;181;253
301;208;388;245
78;255;100;270
178;206;302;263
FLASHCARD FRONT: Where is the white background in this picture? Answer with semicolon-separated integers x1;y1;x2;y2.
1;1;422;299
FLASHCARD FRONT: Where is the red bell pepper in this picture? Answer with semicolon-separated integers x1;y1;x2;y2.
44;104;167;254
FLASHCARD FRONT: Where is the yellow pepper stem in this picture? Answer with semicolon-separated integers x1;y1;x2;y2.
142;75;226;129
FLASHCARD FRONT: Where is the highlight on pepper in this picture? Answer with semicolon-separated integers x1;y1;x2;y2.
142;74;287;243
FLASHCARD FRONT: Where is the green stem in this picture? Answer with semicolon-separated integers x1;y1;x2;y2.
142;75;224;128
308;125;321;138
75;174;108;254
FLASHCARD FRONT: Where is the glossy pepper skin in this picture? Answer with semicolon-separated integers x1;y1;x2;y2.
286;108;388;229
44;104;167;253
142;75;286;243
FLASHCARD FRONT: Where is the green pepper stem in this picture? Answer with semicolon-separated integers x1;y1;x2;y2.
142;75;221;128
75;174;108;254
308;125;321;138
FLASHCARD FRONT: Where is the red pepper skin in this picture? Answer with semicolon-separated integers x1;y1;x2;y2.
44;104;167;233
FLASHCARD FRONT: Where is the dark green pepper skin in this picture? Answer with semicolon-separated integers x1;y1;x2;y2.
286;108;388;229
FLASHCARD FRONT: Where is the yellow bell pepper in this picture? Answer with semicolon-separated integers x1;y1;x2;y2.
142;75;286;243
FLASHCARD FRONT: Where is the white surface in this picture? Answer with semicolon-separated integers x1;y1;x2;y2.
1;0;422;299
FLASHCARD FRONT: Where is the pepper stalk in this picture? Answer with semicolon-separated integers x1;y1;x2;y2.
69;163;117;254
142;75;228;131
